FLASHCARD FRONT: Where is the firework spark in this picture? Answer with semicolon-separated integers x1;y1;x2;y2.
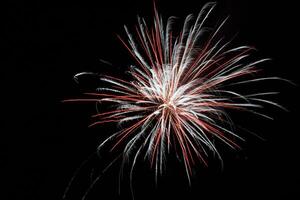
66;2;286;183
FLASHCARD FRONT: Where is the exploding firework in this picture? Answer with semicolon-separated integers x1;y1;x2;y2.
65;2;287;184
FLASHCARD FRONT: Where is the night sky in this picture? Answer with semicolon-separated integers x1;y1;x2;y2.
4;0;300;199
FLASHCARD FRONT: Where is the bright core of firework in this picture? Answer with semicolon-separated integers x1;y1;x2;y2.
66;2;284;182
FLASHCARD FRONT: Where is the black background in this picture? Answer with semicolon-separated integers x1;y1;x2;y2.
4;0;300;199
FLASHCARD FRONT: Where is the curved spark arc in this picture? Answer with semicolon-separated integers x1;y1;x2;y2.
66;2;284;183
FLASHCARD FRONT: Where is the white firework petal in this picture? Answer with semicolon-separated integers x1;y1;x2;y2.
249;98;288;111
96;87;130;95
119;115;145;124
244;92;279;97
226;76;293;86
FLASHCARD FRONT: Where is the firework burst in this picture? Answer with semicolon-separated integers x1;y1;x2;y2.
65;2;287;183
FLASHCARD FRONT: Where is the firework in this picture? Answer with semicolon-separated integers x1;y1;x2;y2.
65;2;286;183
